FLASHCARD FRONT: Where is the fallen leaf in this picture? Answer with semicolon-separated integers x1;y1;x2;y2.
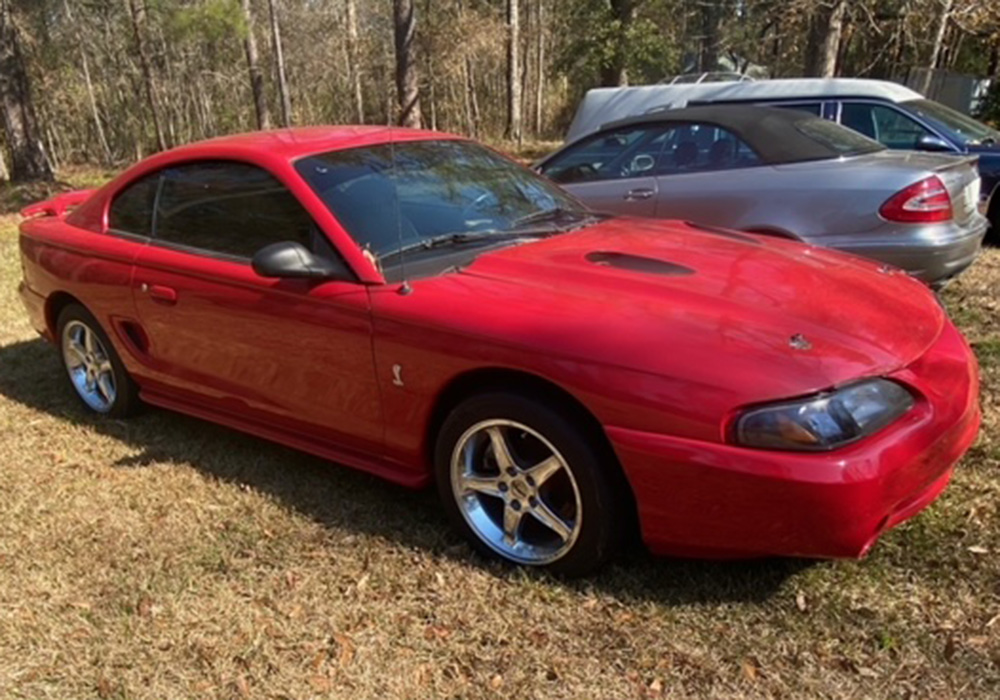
796;591;807;612
96;677;113;699
308;674;332;693
741;658;759;682
944;637;958;662
423;625;451;641
489;673;503;689
968;545;989;554
334;633;356;667
649;677;664;694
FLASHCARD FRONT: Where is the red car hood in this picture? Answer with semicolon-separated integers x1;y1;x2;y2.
453;217;944;401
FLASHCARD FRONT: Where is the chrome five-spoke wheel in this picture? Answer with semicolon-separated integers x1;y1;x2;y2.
62;319;117;412
437;392;626;575
56;304;139;418
451;419;583;565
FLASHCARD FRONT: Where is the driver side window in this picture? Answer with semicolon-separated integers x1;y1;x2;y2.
542;125;670;184
840;103;932;149
154;161;330;261
656;123;761;175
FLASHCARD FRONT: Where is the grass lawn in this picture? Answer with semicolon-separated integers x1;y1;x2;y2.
0;170;997;699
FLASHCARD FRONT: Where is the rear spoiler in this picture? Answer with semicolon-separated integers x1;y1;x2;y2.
20;189;96;220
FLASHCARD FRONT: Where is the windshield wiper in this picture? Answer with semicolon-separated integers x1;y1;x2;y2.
512;206;594;228
378;229;554;263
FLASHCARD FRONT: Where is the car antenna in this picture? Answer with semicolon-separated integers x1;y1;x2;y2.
390;130;413;296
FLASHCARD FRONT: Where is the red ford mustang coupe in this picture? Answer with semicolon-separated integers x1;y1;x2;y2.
17;127;980;575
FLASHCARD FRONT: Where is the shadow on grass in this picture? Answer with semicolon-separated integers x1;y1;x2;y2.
0;336;812;605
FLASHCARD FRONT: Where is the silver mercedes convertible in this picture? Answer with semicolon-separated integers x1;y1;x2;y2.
535;106;988;285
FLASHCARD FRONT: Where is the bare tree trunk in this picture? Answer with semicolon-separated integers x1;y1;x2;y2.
267;0;292;126
241;0;271;130
64;0;111;164
601;0;635;86
698;0;724;73
126;0;167;151
0;146;8;181
534;0;545;135
0;0;53;181
920;0;952;94
505;0;522;142
346;0;364;122
819;0;846;77
393;0;422;128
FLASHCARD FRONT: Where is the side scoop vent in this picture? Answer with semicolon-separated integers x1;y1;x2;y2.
585;251;695;276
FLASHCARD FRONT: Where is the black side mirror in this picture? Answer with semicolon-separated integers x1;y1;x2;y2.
251;241;351;280
915;134;953;152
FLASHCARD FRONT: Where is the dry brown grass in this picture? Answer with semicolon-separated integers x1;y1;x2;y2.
0;171;998;699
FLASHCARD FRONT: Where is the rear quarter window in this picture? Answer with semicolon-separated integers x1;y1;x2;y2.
108;173;160;237
794;118;884;156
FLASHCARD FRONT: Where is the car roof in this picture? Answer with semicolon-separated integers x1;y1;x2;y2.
164;125;463;161
566;78;924;141
558;105;882;166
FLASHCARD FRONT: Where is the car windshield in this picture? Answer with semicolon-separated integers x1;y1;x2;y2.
295;139;593;260
903;99;1000;145
794;117;886;156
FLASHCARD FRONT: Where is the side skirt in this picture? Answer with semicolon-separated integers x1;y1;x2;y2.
139;389;430;490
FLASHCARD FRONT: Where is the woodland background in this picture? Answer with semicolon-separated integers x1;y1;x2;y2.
0;0;999;184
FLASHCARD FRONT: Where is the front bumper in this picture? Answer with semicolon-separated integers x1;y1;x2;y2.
608;321;980;559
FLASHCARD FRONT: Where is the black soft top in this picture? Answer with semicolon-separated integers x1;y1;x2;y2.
597;104;884;164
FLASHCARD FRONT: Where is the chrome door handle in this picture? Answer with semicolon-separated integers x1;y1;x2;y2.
624;188;654;201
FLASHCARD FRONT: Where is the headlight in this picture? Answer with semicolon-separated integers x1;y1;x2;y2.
735;379;914;451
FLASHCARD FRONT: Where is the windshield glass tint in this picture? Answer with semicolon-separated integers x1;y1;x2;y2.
794;117;885;156
295;140;585;256
903;99;1000;145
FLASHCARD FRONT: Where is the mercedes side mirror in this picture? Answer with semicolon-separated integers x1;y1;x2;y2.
915;135;953;153
251;241;351;280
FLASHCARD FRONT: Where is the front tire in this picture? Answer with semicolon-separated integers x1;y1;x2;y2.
435;392;625;576
57;304;141;418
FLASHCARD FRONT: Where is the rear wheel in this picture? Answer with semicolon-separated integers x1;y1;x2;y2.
435;392;625;576
57;304;141;418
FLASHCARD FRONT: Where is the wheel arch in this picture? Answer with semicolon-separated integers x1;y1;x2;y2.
424;367;640;534
987;182;1000;244
743;226;801;240
45;291;85;338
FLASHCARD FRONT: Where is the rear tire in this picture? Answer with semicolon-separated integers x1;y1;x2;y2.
435;391;625;576
56;304;141;418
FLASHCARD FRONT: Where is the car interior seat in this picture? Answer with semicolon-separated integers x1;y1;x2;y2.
708;139;736;168
673;141;699;169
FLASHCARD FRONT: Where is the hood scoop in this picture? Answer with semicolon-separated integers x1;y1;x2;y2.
585;251;695;277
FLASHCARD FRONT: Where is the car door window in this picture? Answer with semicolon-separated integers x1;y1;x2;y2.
841;102;932;149
541;125;670;184
108;173;160;238
657;123;761;175
154;161;326;261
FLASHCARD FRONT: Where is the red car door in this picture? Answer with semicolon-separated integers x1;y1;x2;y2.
130;161;383;454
